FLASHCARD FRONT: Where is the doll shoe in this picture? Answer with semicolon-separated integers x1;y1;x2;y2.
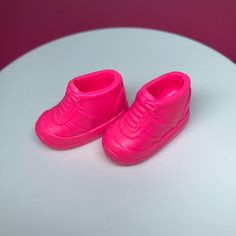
35;70;128;149
102;71;191;165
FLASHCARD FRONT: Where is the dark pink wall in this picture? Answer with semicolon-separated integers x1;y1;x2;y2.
1;0;236;69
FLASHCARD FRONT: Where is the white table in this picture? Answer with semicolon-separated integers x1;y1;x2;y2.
0;28;236;236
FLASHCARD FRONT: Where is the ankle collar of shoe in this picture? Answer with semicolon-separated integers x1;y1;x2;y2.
68;72;123;100
139;72;191;109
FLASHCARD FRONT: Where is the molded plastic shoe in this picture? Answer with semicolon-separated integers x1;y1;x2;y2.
35;70;128;149
102;71;191;165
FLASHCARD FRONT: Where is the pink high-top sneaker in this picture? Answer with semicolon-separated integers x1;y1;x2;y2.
35;70;128;149
102;72;191;165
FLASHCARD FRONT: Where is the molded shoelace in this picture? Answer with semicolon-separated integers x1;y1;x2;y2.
126;100;146;129
54;86;80;123
125;92;157;129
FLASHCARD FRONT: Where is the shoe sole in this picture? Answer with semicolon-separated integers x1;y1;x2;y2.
103;110;190;165
35;107;128;150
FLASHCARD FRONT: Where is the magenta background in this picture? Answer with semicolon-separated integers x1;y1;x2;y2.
1;0;236;69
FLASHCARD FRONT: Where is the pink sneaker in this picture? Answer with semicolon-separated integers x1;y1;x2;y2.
102;72;191;165
35;70;128;149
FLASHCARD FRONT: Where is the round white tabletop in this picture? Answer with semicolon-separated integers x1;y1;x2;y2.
0;28;236;236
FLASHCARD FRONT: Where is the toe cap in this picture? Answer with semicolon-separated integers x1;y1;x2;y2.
35;110;64;148
102;122;144;165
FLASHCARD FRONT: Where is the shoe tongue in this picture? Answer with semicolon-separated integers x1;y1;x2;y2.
136;87;158;111
144;88;157;101
66;79;80;98
138;87;157;103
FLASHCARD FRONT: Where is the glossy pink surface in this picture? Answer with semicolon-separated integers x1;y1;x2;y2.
35;70;128;149
102;72;191;165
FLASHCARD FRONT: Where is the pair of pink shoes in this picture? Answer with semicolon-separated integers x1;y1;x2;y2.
35;70;191;165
